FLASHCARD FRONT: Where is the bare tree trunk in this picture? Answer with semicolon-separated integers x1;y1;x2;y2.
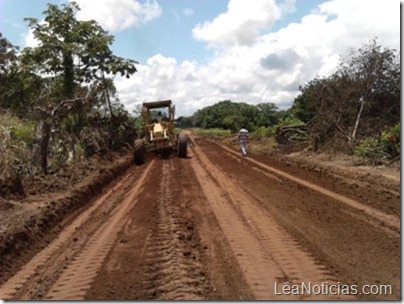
105;86;113;117
351;97;365;143
32;119;51;174
102;74;114;118
68;134;77;163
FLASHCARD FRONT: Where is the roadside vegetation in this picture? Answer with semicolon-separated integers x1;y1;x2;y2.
0;2;138;195
192;128;232;137
353;123;400;164
177;39;400;164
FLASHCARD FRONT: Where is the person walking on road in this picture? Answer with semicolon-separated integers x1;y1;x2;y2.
238;126;249;157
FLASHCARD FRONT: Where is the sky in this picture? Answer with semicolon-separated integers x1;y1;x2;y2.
0;0;401;116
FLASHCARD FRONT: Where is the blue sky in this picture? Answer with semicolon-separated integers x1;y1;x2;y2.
0;0;400;116
1;0;322;63
119;0;230;64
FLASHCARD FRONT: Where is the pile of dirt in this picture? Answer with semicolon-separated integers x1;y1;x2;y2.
0;149;134;279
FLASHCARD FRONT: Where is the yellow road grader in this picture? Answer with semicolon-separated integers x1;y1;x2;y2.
133;100;188;164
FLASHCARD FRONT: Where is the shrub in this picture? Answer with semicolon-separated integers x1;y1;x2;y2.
354;123;400;160
0;114;36;192
251;126;271;139
193;128;231;137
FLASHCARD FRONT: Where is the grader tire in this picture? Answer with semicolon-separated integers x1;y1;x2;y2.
177;132;188;158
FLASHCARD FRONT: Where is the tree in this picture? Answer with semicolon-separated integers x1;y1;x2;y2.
290;83;318;124
0;33;17;71
176;116;194;128
0;33;18;108
21;2;138;173
256;102;279;127
291;39;400;150
23;2;137;98
337;39;400;142
191;100;261;132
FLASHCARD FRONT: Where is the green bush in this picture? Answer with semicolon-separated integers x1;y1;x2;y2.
276;117;305;127
251;126;271;138
354;138;385;158
0;114;35;141
193;128;231;137
10;123;36;144
354;123;400;160
0;114;36;179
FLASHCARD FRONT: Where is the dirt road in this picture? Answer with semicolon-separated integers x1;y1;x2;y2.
0;136;400;300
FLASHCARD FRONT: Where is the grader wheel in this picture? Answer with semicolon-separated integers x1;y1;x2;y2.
177;132;188;158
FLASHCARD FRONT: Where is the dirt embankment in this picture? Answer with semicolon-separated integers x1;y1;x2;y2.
221;137;400;216
0;150;133;283
201;138;399;293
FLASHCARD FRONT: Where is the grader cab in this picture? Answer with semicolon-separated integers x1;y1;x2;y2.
133;100;188;165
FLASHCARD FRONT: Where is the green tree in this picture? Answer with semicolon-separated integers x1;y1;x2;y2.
256;102;279;126
291;39;400;150
23;2;137;98
175;116;194;128
191;100;261;132
21;1;138;173
338;39;400;141
0;33;17;72
290;82;318;124
0;33;18;109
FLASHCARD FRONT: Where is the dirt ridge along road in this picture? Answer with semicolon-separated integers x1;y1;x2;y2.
217;142;400;232
0;161;154;300
189;137;349;300
195;137;399;300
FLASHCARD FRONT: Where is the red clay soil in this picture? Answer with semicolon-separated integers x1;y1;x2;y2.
0;136;400;300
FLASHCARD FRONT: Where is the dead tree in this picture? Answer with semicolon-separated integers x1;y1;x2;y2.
275;124;309;145
31;88;96;174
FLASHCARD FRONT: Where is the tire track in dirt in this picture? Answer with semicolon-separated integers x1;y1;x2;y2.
189;139;349;300
217;142;399;239
140;160;206;300
0;162;153;300
199;138;400;300
42;161;154;300
216;142;400;232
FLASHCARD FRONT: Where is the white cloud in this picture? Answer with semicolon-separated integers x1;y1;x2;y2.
22;0;161;47
118;0;399;117
72;0;162;32
192;0;281;46
21;0;399;118
22;17;52;48
115;55;213;116
317;0;399;50
22;28;39;48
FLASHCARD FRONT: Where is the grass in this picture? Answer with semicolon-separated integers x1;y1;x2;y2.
190;128;232;137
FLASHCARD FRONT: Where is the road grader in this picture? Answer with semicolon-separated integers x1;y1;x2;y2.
133;100;188;165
